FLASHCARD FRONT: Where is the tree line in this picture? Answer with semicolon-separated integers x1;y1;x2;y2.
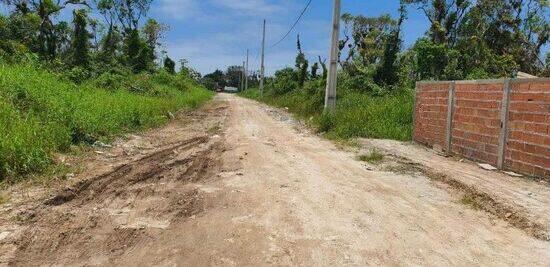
0;0;195;82
228;0;548;97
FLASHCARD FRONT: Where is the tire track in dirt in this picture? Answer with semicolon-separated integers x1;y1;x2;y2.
2;100;229;266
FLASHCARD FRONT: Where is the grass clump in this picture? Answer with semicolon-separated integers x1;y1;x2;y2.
459;194;483;210
0;193;8;205
358;149;385;163
0;64;213;182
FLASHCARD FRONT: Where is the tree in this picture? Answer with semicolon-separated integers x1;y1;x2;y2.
31;0;89;59
340;13;397;68
99;25;122;64
374;1;407;86
164;56;175;74
97;0;120;62
124;28;149;72
295;34;309;87
462;0;549;74
203;69;226;89
318;56;328;79
142;18;167;63
112;0;152;32
71;9;90;67
225;65;242;87
311;62;319;79
404;0;470;47
0;12;41;54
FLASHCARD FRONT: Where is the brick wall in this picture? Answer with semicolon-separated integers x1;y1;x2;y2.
413;82;451;149
451;82;503;165
414;79;549;179
506;81;550;178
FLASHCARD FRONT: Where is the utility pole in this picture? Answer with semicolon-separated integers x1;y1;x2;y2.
324;0;341;111
259;19;266;96
238;64;242;91
245;49;249;91
241;61;246;91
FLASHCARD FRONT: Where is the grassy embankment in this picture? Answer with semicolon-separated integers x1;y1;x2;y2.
239;87;414;142
0;64;213;182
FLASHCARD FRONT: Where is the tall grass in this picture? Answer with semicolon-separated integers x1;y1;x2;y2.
239;87;413;141
0;64;213;181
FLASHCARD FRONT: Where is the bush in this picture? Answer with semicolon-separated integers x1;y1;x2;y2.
91;72;127;90
128;73;154;94
64;66;91;84
269;68;298;95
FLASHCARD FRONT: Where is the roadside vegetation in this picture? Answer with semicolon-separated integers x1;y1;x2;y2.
237;0;548;141
239;85;413;141
0;0;211;182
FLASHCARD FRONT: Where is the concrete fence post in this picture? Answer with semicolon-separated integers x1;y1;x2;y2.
445;81;456;155
497;79;512;169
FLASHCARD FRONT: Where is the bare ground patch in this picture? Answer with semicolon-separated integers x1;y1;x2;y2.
0;99;229;266
372;154;550;241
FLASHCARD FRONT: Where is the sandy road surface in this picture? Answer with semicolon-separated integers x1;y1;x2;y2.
1;93;549;266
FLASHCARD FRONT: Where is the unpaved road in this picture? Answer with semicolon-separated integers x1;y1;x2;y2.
1;93;549;266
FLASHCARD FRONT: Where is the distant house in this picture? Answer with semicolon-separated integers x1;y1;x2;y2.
224;86;239;93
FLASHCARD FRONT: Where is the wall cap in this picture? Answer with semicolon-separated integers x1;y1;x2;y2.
417;78;550;85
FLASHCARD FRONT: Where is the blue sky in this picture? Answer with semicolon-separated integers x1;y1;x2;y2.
0;0;432;75
148;0;431;75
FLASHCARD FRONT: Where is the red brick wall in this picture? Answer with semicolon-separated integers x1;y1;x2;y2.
414;79;549;179
506;81;550;178
413;82;450;149
451;82;503;165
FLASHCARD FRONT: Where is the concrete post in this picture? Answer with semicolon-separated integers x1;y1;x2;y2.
445;82;456;155
497;79;512;169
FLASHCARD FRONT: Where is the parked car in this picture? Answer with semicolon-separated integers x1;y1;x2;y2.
223;86;239;93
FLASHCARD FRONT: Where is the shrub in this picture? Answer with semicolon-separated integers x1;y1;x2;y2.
64;66;91;84
128;73;154;94
91;72;127;90
269;68;298;95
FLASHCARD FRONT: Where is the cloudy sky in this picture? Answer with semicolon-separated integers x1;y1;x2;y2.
148;0;431;75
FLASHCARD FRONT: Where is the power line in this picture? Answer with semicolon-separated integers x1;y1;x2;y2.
270;0;313;48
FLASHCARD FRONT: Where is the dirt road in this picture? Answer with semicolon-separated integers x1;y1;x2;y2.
1;93;549;266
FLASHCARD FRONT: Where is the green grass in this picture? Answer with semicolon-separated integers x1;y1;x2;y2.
358;149;385;163
0;64;213;182
239;86;414;142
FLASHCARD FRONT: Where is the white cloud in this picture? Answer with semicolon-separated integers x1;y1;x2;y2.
156;0;199;20
210;0;282;15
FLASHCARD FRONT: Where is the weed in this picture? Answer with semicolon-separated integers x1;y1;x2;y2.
0;192;9;205
459;194;483;210
358;149;385;163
